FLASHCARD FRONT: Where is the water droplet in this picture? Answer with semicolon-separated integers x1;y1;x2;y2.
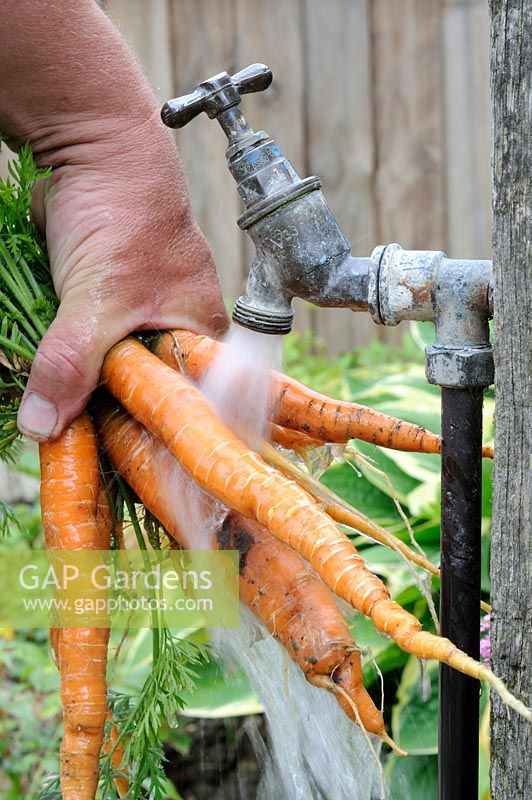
167;712;180;729
417;658;432;701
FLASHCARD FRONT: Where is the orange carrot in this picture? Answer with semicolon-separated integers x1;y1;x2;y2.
102;714;129;798
47;457;128;797
41;413;109;800
156;331;493;615
268;422;322;451
219;513;394;743
95;479;129;798
95;401;394;745
260;438;493;614
155;330;494;458
101;340;528;720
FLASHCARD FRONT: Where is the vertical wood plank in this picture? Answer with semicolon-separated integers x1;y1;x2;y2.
106;0;243;305
167;0;244;304
303;0;379;354
371;0;445;251
490;2;532;798
104;0;173;102
443;0;492;258
234;0;314;335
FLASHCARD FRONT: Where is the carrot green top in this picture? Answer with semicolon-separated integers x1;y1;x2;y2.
0;142;57;457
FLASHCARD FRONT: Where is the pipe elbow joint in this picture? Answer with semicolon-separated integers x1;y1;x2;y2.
368;243;492;345
368;243;494;388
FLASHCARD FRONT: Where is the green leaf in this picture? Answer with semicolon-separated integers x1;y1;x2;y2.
349;614;407;685
111;628;155;695
162;781;185;800
0;144;57;459
391;657;439;754
481;458;493;521
384;753;438;800
179;657;262;718
320;462;398;524
391;656;489;759
410;321;437;351
99;627;207;799
349;443;425;506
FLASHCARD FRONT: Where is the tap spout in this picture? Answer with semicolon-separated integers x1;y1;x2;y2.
232;173;371;334
233;252;370;335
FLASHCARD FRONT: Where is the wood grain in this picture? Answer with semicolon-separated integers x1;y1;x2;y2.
303;0;377;353
167;0;243;304
443;0;492;258
489;2;532;798
234;0;313;335
370;0;445;251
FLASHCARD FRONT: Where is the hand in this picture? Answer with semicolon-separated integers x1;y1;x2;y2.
16;114;228;442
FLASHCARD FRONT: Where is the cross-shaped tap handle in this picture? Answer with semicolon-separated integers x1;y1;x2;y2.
161;63;273;129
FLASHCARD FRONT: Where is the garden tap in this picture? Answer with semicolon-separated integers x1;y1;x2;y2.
162;63;369;334
161;65;494;388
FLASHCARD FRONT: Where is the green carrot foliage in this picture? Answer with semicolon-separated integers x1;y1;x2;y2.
0;142;57;457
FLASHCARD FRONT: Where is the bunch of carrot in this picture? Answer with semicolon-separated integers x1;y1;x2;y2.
39;328;528;800
3;145;520;798
96;401;397;750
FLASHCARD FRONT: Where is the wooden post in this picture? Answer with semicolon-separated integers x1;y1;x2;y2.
489;3;531;799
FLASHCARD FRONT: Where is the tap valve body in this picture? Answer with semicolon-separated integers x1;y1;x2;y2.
162;64;368;334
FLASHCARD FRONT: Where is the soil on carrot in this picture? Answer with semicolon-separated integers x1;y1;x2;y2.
165;715;265;800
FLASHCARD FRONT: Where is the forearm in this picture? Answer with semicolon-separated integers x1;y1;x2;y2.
0;0;157;160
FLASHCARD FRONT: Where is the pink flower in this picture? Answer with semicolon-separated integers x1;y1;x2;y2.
480;614;491;663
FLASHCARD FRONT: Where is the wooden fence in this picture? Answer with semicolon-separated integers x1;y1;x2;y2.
9;0;493;355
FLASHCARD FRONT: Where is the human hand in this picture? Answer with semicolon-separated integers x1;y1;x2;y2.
16;114;228;442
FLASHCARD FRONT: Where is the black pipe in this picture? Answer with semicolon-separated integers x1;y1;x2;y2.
438;387;483;800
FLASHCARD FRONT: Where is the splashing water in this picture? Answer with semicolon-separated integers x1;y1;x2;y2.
157;324;385;799
417;659;432;702
212;608;385;800
200;325;283;447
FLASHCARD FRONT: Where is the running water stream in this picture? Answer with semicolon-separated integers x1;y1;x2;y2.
200;325;283;448
165;324;385;799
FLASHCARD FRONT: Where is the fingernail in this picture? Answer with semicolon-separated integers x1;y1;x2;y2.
17;392;59;440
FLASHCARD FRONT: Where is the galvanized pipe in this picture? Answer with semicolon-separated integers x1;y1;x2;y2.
439;387;483;800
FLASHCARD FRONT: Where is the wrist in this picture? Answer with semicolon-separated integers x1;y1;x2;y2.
28;99;163;169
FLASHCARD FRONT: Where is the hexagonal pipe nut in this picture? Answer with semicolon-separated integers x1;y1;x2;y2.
425;345;494;388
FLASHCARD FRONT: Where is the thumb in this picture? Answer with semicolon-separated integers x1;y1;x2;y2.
17;309;110;442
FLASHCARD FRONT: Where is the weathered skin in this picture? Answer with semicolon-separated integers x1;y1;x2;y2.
0;0;227;442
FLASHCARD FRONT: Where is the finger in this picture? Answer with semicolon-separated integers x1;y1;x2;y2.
17;309;110;441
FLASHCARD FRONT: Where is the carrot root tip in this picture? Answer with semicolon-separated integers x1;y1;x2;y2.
379;729;407;757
